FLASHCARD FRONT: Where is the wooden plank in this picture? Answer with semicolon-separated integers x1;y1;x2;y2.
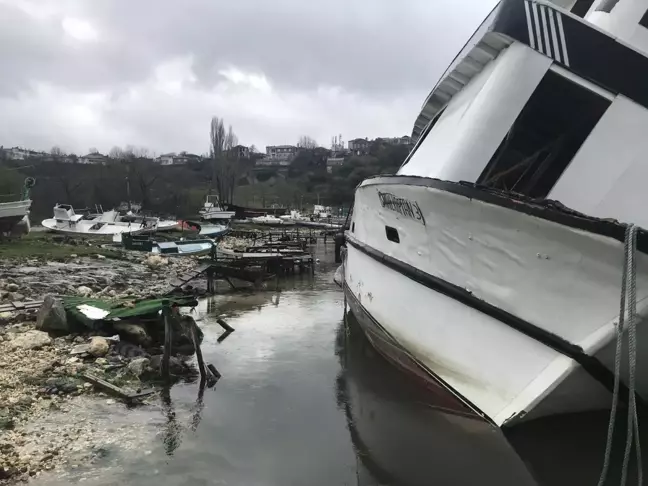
81;373;154;401
11;302;25;310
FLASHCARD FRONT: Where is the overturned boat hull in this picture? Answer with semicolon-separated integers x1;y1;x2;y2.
344;176;648;426
0;200;31;235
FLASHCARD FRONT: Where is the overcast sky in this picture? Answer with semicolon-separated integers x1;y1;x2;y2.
0;0;496;156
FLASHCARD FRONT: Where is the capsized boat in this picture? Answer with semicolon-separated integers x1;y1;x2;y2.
42;204;157;237
343;0;648;427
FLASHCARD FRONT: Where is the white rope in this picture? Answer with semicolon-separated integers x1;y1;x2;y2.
597;224;642;486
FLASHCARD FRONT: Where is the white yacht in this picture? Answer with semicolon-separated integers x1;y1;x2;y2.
343;0;648;427
199;195;235;222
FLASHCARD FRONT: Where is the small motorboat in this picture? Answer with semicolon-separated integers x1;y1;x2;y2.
120;234;215;257
251;215;295;226
42;204;157;238
199;195;235;222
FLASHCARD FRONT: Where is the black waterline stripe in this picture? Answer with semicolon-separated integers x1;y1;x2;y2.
345;233;644;409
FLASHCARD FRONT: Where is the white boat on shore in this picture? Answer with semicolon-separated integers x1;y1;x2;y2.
199;195;235;222
343;0;648;428
0;178;35;237
251;215;295;226
42;204;157;238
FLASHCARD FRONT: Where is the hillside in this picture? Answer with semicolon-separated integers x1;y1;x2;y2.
0;141;410;220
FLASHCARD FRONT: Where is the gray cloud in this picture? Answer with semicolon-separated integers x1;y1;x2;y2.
0;0;496;153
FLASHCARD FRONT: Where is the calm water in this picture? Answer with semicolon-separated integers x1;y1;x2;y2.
33;241;646;485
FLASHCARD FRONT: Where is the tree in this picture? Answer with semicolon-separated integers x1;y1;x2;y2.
88;147;98;154
109;146;124;159
51;146;64;157
208;116;242;205
249;144;258;154
297;136;318;149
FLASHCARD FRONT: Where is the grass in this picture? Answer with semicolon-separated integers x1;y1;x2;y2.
0;232;124;261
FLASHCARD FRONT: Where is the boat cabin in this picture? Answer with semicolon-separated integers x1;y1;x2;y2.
53;204;83;223
400;0;648;228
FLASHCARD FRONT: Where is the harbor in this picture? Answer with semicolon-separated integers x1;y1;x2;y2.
4;0;648;484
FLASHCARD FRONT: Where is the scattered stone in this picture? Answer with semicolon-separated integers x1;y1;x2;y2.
113;322;150;345
146;255;169;268
11;292;25;301
94;357;108;365
0;416;14;430
70;344;91;355
127;358;150;377
76;286;93;297
9;330;52;350
95;254;106;260
36;295;69;333
88;337;109;357
5;283;19;292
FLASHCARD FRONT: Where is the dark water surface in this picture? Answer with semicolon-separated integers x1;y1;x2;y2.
33;241;646;485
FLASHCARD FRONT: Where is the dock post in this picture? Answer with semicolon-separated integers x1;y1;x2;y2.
161;301;172;382
190;320;207;382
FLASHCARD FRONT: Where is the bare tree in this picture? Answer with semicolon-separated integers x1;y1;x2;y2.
209;116;240;204
51;146;64;157
88;147;99;154
249;144;258;154
109;146;124;159
133;146;150;159
297;136;317;149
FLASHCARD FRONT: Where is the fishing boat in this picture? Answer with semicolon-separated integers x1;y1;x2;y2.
199;195;235;222
0;178;34;236
120;234;215;257
343;0;648;427
42;204;157;237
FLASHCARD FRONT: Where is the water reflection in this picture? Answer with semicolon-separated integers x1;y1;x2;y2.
336;312;536;486
338;310;648;486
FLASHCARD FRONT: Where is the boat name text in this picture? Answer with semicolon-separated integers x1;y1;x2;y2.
378;191;425;225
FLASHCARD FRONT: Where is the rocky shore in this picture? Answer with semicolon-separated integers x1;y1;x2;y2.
0;247;208;484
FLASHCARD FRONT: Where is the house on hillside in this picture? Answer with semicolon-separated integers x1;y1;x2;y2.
79;152;108;165
256;157;291;167
348;138;370;155
156;153;201;165
326;157;345;174
4;147;47;160
232;145;250;159
266;145;297;161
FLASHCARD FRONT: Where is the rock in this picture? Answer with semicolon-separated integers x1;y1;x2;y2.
35;295;69;332
88;337;109;357
96;254;106;260
5;283;19;292
148;355;186;375
70;344;91;355
146;255;169;268
113;322;150;345
76;286;93;297
70;254;78;258
94;357;108;365
127;358;150;377
65;357;80;364
0;311;13;323
9;330;52;350
11;293;25;302
0;416;14;430
107;290;117;298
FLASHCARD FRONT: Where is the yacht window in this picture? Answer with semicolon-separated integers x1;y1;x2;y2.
595;0;620;13
477;71;610;198
571;0;595;17
640;8;648;28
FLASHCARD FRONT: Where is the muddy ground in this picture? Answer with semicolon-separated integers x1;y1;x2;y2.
0;235;250;484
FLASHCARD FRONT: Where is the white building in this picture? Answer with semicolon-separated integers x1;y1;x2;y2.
4;147;46;160
156;153;175;165
79;152;108;165
348;139;370;155
326;157;345;173
266;145;297;161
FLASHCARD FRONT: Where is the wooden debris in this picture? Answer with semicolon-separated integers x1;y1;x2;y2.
216;318;235;333
81;373;154;401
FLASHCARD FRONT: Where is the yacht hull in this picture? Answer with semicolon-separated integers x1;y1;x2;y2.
344;175;648;426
